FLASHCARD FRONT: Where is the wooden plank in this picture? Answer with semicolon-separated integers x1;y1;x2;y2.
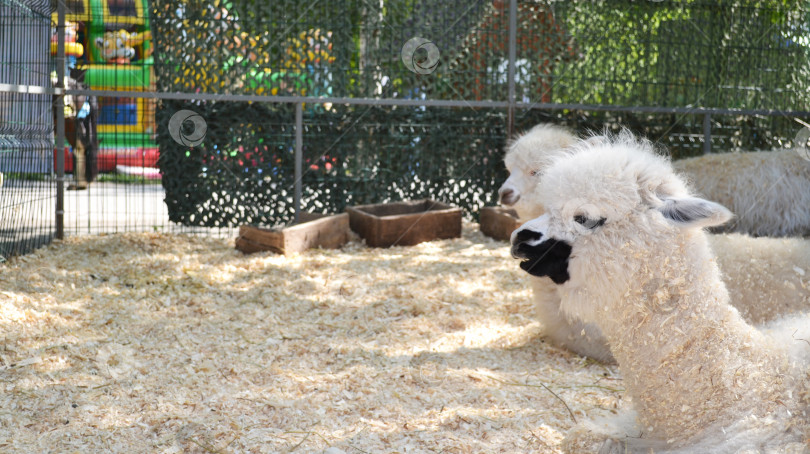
346;206;376;246
235;213;350;255
347;199;462;248
235;225;284;254
480;206;520;241
283;213;350;253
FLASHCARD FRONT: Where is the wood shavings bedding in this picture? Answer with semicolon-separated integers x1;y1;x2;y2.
0;224;623;453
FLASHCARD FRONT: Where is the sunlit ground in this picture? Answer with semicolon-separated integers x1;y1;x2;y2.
0;224;622;453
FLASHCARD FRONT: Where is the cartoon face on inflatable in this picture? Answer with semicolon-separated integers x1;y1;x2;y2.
95;30;141;63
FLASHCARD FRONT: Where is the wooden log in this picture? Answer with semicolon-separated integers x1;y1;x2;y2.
235;213;350;255
479;206;520;241
346;199;462;248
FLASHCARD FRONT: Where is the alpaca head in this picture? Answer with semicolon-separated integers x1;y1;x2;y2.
510;134;733;322
499;124;577;219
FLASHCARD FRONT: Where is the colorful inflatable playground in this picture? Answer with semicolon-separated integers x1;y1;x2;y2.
54;0;338;186
53;0;158;186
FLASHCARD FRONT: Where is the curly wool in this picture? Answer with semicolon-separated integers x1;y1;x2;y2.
521;133;809;452
674;150;810;237
711;233;810;324
501;123;579;221
500;125;810;363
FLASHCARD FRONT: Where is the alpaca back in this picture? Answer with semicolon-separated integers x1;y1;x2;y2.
674;150;810;236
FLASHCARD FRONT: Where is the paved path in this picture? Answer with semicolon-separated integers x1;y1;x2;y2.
61;181;170;235
1;179;233;258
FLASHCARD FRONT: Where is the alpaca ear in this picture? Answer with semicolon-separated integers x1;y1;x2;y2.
657;196;733;229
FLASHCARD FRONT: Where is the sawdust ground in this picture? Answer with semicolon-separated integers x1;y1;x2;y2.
0;224;623;453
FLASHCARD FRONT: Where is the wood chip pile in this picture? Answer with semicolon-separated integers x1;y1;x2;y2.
0;224;623;453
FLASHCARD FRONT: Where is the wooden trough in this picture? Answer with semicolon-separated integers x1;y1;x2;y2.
479;206;521;242
346;199;462;248
235;212;350;255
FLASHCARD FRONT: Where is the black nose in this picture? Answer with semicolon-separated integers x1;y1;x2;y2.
499;187;519;205
511;229;543;259
511;230;572;284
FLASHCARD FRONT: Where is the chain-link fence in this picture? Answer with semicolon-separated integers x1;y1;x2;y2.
0;0;53;260
1;0;809;259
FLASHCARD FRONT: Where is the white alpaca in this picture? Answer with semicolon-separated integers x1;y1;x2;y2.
674;150;810;237
498;124;615;362
499;123;579;221
500;124;810;362
502;125;810;237
510;134;810;453
711;234;810;323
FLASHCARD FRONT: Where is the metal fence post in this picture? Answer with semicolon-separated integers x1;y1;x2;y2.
506;0;518;139
55;0;66;239
294;102;303;223
702;113;711;154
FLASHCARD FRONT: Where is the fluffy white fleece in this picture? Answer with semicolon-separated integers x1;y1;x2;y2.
499;123;579;221
511;133;809;453
673;150;810;237
499;124;614;361
500;124;810;363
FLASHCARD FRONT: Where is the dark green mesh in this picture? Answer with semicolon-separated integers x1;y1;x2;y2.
151;0;810;228
156;102;507;227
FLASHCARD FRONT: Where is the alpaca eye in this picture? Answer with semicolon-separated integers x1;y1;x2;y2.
574;215;606;229
529;170;539;177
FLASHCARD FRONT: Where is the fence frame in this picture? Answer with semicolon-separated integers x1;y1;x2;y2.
55;0;66;239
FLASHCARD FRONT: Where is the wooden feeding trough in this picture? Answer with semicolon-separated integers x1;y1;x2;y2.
235;213;350;255
346;199;462;248
479;206;521;241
